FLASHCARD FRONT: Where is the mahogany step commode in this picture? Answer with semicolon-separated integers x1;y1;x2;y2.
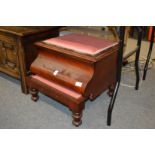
26;33;120;126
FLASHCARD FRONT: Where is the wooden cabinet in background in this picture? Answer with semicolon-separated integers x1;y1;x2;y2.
0;26;60;93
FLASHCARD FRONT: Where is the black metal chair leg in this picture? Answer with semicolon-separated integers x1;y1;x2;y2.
107;82;120;125
135;51;140;90
107;26;125;126
135;28;143;90
143;26;155;80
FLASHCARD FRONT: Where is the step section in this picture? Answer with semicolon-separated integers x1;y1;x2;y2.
26;75;86;107
33;75;82;99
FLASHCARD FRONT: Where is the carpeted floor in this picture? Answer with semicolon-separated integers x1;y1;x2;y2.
0;68;155;129
0;38;155;129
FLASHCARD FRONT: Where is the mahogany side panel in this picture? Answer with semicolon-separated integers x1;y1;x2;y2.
84;50;118;100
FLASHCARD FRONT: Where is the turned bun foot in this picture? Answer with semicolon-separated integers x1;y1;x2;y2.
107;90;113;97
72;112;82;127
107;84;115;97
30;88;39;102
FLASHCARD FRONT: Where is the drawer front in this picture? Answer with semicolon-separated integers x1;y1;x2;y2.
0;38;20;78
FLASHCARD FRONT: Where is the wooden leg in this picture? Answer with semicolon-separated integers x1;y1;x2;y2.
30;88;39;102
107;84;115;97
72;111;82;127
71;102;84;127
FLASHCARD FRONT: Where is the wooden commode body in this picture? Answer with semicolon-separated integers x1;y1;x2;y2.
26;34;119;126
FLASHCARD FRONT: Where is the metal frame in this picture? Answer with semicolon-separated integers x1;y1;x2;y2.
123;27;143;90
135;27;143;90
107;27;125;126
143;26;155;80
107;26;155;125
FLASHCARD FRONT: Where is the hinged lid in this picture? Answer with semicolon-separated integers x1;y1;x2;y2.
36;33;119;63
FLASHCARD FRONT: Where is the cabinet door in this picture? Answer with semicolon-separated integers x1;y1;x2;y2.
0;41;6;64
0;39;20;78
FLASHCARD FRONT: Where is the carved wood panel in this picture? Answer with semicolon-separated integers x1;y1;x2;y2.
0;39;19;78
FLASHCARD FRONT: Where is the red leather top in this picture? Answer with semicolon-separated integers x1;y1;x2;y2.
43;34;118;56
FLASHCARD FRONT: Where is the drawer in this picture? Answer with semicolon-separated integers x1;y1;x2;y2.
30;51;93;94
